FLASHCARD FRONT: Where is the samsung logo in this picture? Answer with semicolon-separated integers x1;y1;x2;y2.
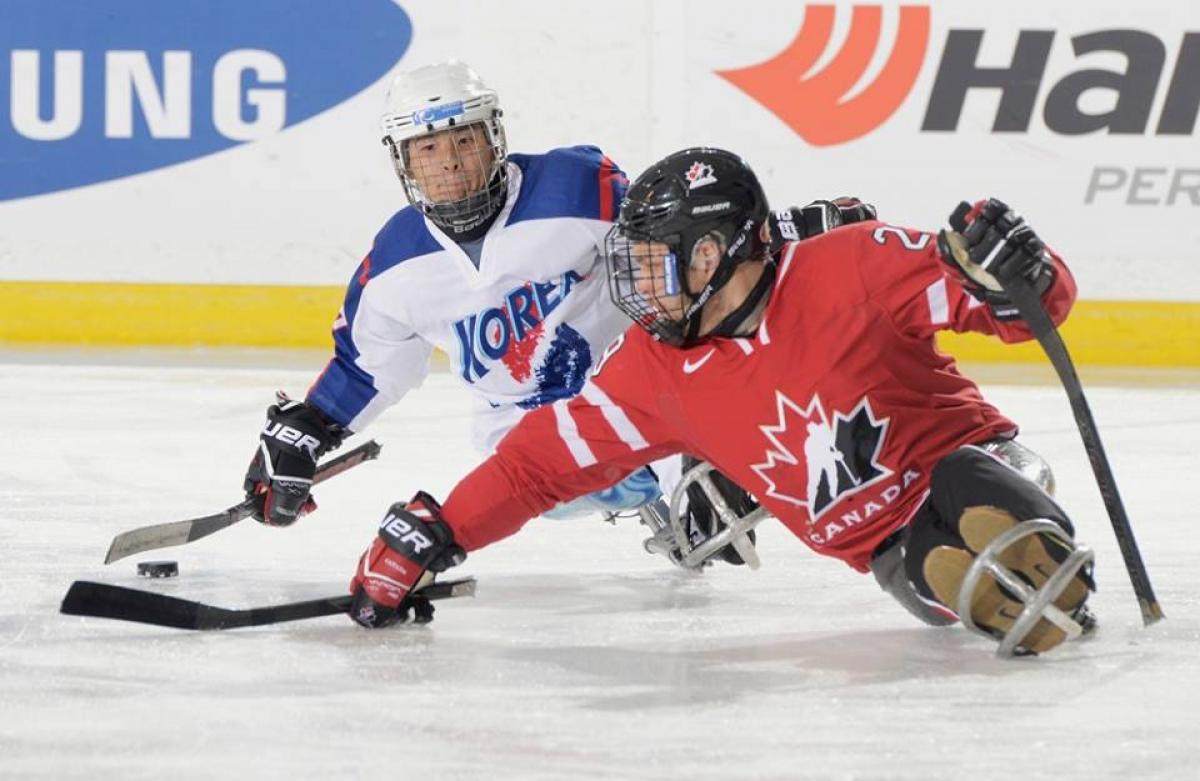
10;50;288;142
0;0;413;200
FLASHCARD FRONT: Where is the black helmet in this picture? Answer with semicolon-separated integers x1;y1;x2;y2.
605;147;770;346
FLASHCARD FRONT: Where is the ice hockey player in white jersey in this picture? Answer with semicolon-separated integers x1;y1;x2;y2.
240;60;882;568
240;60;670;536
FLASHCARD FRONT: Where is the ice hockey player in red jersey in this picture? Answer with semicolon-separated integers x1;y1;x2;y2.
346;147;1096;656
237;61;883;575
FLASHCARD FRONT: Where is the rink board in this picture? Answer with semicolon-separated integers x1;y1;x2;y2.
3;1;1199;369
2;280;1198;367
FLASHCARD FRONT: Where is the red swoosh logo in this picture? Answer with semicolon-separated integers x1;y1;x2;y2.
717;5;930;146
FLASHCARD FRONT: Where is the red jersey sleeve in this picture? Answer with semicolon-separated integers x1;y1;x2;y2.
441;331;687;551
849;223;1077;342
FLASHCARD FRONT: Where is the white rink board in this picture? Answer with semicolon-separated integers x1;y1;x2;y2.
1;359;1198;779
1;0;1198;301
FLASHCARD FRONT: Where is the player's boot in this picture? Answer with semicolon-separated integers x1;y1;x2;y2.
923;507;1095;656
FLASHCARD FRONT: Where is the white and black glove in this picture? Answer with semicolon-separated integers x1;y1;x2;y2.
937;198;1055;320
766;196;877;253
243;393;344;526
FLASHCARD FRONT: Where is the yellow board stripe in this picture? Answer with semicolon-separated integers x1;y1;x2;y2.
0;281;341;349
937;299;1200;367
1;281;1197;366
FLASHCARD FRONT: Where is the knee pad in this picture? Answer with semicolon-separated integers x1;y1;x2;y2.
980;438;1056;496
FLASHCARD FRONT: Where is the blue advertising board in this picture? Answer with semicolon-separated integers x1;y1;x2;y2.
0;0;412;200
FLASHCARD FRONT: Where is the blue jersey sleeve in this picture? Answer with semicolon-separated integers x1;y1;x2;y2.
306;253;381;429
506;146;628;226
306;209;439;429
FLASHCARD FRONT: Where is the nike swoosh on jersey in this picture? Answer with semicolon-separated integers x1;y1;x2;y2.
682;349;717;374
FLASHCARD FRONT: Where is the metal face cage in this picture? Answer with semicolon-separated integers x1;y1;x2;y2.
384;117;508;235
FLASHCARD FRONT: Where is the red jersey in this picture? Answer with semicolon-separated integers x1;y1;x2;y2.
440;222;1076;571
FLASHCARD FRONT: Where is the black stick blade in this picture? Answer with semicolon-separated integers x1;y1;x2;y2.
61;581;352;629
60;577;475;630
62;581;214;629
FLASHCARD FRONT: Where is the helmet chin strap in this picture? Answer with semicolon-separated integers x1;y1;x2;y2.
705;259;776;339
676;218;767;344
681;257;775;343
679;241;740;344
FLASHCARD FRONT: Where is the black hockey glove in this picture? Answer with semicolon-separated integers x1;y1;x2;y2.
766;196;877;253
243;394;344;526
937;198;1055;320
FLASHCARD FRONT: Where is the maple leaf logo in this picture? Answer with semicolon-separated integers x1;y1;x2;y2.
751;391;892;524
684;161;717;189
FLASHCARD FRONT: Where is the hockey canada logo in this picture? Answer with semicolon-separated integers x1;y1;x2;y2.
685;162;718;189
752;392;892;523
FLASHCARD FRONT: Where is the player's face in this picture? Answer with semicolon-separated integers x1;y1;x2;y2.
630;237;722;321
630;241;686;320
403;124;494;203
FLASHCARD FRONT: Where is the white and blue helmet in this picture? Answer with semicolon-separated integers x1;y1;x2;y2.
380;60;508;233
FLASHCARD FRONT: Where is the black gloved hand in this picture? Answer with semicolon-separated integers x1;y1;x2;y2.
243;394;344;526
766;196;877;253
937;198;1055;320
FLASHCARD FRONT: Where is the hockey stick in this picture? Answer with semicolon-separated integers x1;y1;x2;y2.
1004;278;1164;625
60;576;476;630
103;439;383;564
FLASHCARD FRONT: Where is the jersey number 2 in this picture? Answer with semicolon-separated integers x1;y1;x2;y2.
872;226;931;251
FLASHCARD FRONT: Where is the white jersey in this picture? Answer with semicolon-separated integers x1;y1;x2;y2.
307;146;629;453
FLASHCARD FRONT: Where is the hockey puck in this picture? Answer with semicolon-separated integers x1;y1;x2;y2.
137;560;179;578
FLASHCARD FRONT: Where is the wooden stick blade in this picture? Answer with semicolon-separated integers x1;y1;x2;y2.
103;506;247;564
105;520;200;564
102;440;382;564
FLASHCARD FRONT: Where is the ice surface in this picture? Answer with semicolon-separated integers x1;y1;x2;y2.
1;357;1198;780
